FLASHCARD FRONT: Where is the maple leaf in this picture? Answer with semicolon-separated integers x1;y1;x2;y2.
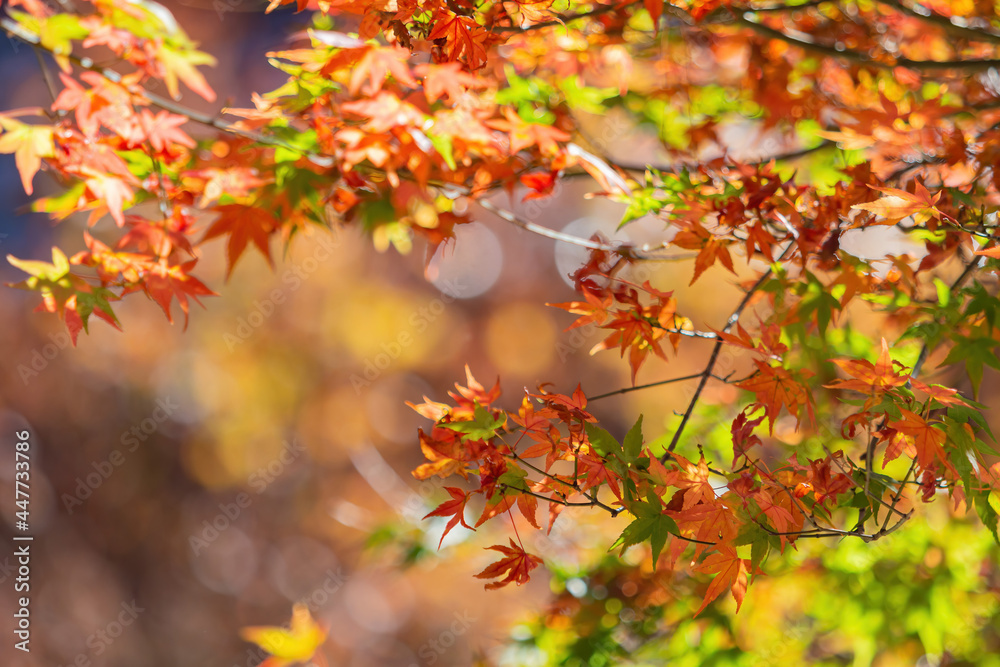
240;603;328;667
711;321;757;351
475;539;543;590
141;260;217;329
825;338;909;395
803;454;854;505
449;365;502;412
137;109;195;154
850;182;943;226
7;247;121;344
415;62;484;104
520;170;559;200
662;453;715;510
908;379;967;406
671;222;736;285
203;205;279;278
345;46;418;95
736;361;815;433
0;115;54;195
516;492;540;529
752;488;795;536
541;383;592;418
182;167;269;208
511;0;556;25
547;287;613;330
486;108;571;156
72;231;151;283
424;487;474;548
578;450;622;500
156;43;217;102
880;428;914;469
731;411;764;468
412;429;468;480
341;92;426;134
428;12;490;70
52;73;101;137
669;498;740;556
84;174;135;227
889;409;953;474
693;549;751;617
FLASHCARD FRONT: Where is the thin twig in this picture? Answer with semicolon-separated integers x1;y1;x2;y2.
880;459;917;533
32;48;60;110
661;242;794;459
475;198;687;260
590;372;705;401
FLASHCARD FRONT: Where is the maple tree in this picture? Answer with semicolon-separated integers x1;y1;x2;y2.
4;0;1000;662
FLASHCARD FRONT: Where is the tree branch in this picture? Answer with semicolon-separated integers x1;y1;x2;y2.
735;14;1000;71
475;198;689;260
590;372;705;401
661;242;795;459
877;0;1000;46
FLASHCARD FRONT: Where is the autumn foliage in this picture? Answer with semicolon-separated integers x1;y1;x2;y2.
5;0;1000;642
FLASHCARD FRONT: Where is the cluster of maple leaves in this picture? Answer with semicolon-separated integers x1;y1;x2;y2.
4;0;1000;621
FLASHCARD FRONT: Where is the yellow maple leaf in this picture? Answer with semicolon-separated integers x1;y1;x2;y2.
240;604;328;667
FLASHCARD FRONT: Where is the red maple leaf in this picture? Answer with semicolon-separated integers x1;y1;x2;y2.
475;539;543;590
731;411;764;469
423;487;474;548
203;205;278;278
141;260;217;329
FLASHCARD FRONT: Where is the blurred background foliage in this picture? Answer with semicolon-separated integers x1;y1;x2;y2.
0;1;998;666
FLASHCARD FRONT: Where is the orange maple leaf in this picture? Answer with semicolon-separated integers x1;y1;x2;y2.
512;0;556;25
203;205;278;278
415;62;485;104
974;244;1000;259
141;260;217;329
888;409;954;474
344;46;418;95
736;361;815;433
428;12;490;70
850;182;943;226
475;539;543;590
825;338;909;395
693;549;751;616
486;108;570;156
